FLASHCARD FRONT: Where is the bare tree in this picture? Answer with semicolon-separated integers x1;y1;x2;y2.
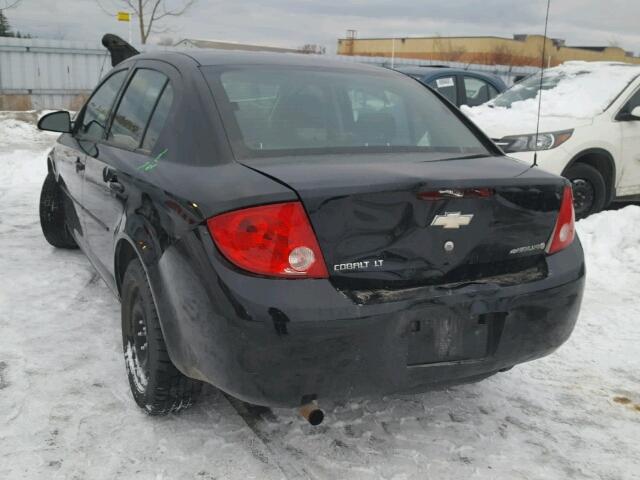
1;1;29;38
0;0;23;9
96;0;195;44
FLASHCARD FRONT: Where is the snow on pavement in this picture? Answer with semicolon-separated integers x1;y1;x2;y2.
1;114;639;479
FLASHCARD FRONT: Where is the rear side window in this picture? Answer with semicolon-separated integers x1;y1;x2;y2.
463;76;498;107
142;83;174;151
77;70;128;141
428;76;457;104
108;69;168;149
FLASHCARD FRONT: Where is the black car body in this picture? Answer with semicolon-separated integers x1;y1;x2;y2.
38;50;584;413
395;66;507;107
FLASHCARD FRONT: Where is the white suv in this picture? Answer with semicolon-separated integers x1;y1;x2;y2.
464;62;640;218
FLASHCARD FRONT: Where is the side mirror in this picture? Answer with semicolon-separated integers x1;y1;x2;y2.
37;111;72;133
631;106;640;119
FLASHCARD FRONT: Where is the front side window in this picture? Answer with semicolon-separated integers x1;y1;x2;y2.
204;66;488;158
108;69;169;149
428;76;458;105
463;76;498;107
77;70;128;141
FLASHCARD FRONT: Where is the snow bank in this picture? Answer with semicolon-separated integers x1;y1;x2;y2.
0;111;59;149
463;61;640;134
576;205;640;291
0;116;41;141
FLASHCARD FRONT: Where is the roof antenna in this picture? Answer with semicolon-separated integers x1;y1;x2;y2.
533;0;552;168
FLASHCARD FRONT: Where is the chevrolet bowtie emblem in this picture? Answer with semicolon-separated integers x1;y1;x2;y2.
430;212;474;229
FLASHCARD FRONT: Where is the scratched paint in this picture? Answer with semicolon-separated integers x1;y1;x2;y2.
138;148;168;172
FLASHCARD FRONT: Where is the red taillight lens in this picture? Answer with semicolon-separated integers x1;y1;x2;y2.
546;185;576;255
207;202;329;278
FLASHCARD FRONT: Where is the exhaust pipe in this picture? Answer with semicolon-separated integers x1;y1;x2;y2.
299;401;324;426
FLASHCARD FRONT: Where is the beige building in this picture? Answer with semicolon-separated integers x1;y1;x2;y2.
337;34;640;67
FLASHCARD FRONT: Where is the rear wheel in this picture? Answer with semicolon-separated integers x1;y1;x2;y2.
121;259;202;415
39;173;78;249
564;163;606;219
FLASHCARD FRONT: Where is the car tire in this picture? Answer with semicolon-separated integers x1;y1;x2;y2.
564;163;606;219
121;258;202;415
39;172;78;249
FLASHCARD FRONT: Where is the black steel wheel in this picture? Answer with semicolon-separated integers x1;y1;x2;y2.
39;173;78;249
121;258;202;415
123;287;150;395
564;163;606;219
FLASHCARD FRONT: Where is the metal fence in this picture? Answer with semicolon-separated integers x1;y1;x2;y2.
0;37;539;110
0;37;109;110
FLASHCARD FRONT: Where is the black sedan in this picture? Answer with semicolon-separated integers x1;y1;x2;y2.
37;48;584;423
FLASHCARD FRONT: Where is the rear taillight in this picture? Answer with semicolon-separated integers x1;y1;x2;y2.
546;185;575;255
207;202;329;278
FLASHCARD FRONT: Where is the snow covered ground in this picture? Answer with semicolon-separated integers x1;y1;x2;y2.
1;113;639;480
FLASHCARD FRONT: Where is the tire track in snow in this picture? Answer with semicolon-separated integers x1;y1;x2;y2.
222;395;321;480
64;271;102;309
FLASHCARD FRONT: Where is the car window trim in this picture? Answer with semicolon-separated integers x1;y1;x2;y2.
139;80;170;152
74;68;130;140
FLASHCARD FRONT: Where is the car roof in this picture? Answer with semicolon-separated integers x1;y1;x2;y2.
130;50;390;73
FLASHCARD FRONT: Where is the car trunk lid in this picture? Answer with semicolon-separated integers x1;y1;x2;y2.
240;153;564;290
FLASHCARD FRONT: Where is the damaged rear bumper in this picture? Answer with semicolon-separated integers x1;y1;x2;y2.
150;227;585;408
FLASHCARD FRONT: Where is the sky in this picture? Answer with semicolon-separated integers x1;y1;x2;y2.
4;0;640;55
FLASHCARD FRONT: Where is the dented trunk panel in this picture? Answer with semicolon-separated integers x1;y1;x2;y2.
241;154;565;289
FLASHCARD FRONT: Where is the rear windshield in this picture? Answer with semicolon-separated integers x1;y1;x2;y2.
202;65;489;159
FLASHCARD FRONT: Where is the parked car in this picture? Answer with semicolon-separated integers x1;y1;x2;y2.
464;61;640;218
37;48;584;422
395;65;507;107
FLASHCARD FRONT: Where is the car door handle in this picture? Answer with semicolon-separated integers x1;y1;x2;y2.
103;166;117;182
108;181;125;194
75;158;85;173
103;167;125;194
